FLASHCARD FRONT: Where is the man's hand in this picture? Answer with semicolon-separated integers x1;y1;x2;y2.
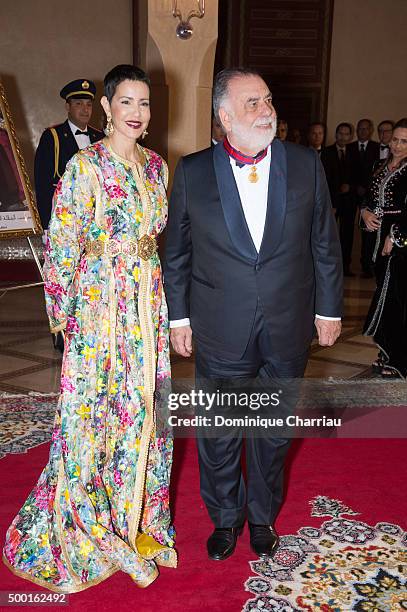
170;325;193;357
315;319;341;347
339;183;350;193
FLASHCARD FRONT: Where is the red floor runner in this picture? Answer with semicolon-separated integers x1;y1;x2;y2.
1;438;406;611
0;261;41;282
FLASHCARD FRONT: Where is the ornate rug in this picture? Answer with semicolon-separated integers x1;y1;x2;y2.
0;392;58;459
244;496;407;611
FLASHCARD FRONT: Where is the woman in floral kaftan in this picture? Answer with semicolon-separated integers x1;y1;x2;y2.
3;65;177;591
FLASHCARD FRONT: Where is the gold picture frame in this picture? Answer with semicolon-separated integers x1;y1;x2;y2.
0;80;42;239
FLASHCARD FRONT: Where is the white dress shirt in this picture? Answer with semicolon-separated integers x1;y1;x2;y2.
379;144;390;160
170;145;340;327
68;120;91;150
230;146;270;252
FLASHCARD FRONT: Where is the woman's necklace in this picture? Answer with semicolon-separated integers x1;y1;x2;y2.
387;156;407;172
104;138;140;165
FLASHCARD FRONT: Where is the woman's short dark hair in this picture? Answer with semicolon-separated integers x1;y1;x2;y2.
103;65;150;103
393;118;407;130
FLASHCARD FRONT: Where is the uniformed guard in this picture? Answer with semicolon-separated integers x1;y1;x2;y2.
34;79;103;230
34;79;103;352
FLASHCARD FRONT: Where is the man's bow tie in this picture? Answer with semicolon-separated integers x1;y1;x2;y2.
75;129;89;136
380;144;389;150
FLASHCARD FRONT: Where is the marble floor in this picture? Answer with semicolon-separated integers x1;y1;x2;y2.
0;274;378;394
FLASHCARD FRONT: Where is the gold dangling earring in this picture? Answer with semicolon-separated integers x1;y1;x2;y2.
142;129;148;140
105;115;114;137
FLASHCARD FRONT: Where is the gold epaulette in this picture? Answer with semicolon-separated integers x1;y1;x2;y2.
88;124;104;134
49;127;61;179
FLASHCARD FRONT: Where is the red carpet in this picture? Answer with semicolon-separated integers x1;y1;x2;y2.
0;261;41;282
1;438;406;611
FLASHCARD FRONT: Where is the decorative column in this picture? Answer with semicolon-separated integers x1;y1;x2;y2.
136;0;218;179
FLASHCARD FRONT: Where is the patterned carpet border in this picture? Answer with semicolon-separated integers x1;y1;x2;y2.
243;496;407;611
0;392;58;459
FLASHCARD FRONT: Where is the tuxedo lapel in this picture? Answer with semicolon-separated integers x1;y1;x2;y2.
61;120;79;158
259;138;287;258
213;143;258;261
89;128;102;144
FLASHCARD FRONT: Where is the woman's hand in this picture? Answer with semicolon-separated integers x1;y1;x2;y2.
382;235;394;256
361;209;381;231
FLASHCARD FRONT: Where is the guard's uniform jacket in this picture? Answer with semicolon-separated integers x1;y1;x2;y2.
34;120;103;229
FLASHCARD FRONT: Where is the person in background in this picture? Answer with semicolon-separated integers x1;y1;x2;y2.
348;118;380;277
212;115;225;145
363;118;407;378
276;119;288;141
307;122;325;155
378;120;394;161
321;122;355;276
288;127;302;144
34;79;103;231
34;79;103;352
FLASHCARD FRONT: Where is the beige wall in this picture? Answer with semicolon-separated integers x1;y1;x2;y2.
0;0;133;176
7;0;405;171
326;0;407;143
140;0;218;175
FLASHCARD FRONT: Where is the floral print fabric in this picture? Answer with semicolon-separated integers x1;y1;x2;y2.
3;141;176;592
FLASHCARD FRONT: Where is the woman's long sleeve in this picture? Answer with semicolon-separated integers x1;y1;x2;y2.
43;155;94;332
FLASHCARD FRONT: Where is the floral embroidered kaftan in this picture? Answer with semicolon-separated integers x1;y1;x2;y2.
3;141;177;591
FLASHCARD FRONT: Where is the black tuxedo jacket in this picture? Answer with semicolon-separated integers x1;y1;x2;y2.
34;119;103;228
164;139;343;361
347;140;380;192
321;144;352;207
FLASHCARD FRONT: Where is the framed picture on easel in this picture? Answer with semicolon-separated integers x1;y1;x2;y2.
0;80;42;239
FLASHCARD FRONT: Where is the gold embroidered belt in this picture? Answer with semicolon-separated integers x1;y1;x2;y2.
85;235;157;260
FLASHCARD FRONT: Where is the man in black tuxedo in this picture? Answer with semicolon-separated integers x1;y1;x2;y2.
276;118;288;141
211;115;225;145
34;79;103;231
321;122;355;276
308;122;325;155
377;120;394;161
165;68;343;561
347;118;380;277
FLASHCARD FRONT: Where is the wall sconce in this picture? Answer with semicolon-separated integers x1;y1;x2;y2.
172;0;205;40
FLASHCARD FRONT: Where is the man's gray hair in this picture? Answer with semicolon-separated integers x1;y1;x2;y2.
212;67;261;124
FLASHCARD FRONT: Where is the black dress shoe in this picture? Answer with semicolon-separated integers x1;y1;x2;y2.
249;524;279;559
207;527;242;561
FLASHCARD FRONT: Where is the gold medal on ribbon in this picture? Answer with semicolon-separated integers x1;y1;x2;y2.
248;165;259;183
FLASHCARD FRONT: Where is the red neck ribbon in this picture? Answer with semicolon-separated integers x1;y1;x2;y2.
223;137;268;165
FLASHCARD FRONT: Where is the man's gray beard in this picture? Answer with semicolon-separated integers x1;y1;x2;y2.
231;122;276;152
